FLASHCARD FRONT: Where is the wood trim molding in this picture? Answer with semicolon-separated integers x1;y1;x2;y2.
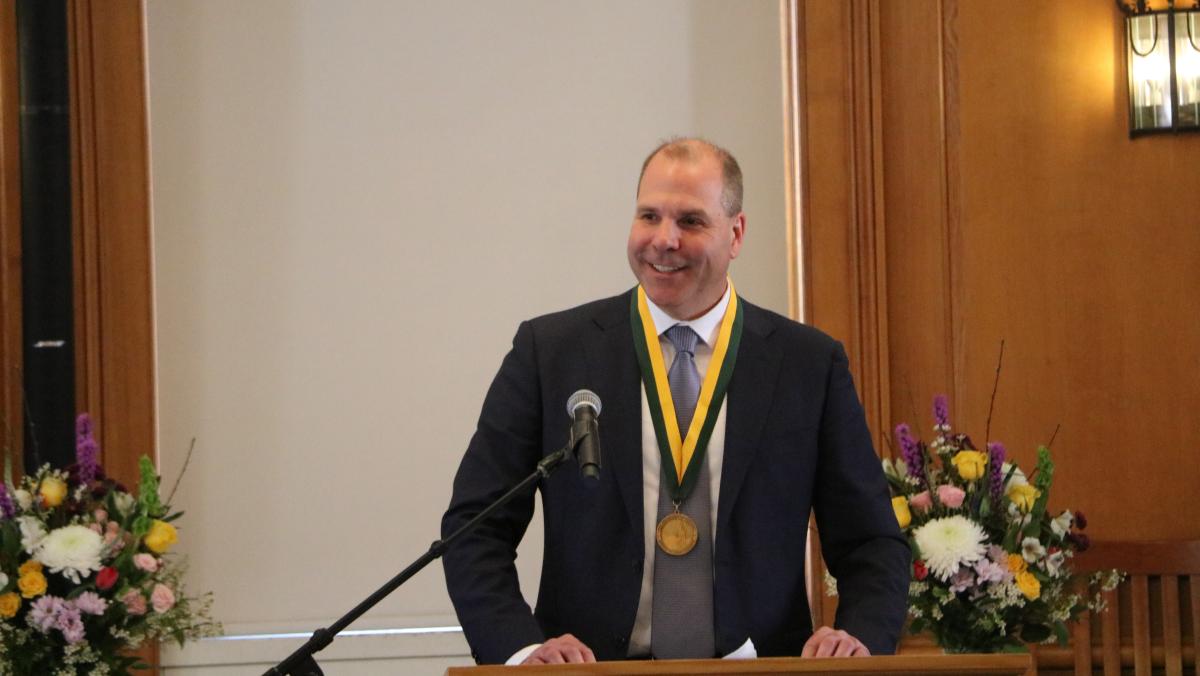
0;2;23;467
784;0;893;633
67;0;155;488
939;0;965;416
781;0;807;324
847;0;891;447
67;0;156;669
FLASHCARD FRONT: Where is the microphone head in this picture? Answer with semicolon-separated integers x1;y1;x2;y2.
567;389;602;417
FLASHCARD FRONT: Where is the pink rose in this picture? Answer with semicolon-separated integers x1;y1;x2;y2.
150;583;176;613
93;509;108;523
121;590;147;616
88;523;103;534
133;554;159;573
936;484;966;509
908;491;932;512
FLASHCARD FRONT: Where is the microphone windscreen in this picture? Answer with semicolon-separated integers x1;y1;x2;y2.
566;389;602;417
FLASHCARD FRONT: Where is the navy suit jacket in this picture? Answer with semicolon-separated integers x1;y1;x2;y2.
441;290;909;664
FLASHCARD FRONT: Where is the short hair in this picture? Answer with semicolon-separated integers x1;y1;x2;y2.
636;137;744;216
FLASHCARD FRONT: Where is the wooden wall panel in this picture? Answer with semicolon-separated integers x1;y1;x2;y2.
68;0;157;671
795;0;1200;543
946;1;1200;540
0;2;22;466
68;0;155;496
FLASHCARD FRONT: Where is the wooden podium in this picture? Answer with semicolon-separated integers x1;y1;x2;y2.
445;654;1034;675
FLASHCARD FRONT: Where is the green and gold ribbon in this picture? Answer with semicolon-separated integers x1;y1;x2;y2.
630;281;743;503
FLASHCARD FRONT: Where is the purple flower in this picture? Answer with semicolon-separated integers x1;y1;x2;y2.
932;395;950;429
75;413;100;485
0;483;15;519
29;596;66;633
56;604;85;644
974;558;1011;585
987;441;1006;504
894;423;925;486
948;568;975;594
73;591;108;616
1068;532;1091;552
1075;511;1088;530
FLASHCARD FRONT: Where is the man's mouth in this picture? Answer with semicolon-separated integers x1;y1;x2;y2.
651;263;685;273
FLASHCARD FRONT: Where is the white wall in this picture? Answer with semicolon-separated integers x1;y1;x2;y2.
146;1;785;671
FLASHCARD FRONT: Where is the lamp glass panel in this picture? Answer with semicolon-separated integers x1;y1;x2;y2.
1174;10;1200;127
1128;13;1173;131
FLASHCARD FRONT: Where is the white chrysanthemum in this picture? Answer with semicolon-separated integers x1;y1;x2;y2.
912;515;988;581
18;516;46;554
34;525;104;584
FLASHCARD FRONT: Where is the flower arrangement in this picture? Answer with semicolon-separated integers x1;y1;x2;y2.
882;395;1120;654
0;415;220;675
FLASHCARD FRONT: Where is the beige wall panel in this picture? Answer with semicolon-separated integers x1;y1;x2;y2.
146;0;785;665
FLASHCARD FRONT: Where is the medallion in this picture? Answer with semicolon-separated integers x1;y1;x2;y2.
656;512;698;556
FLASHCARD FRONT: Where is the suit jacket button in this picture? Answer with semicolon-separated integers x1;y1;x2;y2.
631;558;641;570
614;634;628;646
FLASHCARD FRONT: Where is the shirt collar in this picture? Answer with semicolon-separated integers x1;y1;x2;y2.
643;282;732;347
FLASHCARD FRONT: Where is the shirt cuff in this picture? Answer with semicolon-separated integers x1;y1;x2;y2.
506;643;541;665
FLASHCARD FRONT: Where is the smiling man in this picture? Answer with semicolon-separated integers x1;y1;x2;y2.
442;138;909;665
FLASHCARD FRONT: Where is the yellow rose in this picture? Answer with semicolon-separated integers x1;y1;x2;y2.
18;570;47;599
0;592;19;618
144;520;178;554
891;496;912;529
17;560;42;576
38;476;68;508
1015;570;1041;600
1007;484;1040;512
951;450;987;481
1007;553;1027;574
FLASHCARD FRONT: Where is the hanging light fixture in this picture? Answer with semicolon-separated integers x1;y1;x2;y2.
1118;0;1200;136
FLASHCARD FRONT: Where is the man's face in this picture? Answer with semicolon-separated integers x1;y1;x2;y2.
627;153;745;320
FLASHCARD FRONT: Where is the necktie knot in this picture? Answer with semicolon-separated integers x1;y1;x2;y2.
665;324;700;356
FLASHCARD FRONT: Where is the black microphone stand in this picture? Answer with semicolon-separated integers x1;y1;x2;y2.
263;436;586;676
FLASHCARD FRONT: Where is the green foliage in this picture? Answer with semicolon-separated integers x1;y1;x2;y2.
136;456;165;519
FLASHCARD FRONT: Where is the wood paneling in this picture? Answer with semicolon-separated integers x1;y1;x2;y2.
793;0;1200;541
67;0;155;495
68;0;157;670
0;0;22;467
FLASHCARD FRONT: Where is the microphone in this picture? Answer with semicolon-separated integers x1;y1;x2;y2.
566;389;602;480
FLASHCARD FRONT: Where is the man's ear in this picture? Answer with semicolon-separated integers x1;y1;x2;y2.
729;213;746;258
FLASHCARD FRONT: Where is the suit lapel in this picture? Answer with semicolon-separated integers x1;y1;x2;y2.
716;303;781;539
583;291;645;549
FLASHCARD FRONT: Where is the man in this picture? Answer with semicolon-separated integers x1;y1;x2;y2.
441;138;909;665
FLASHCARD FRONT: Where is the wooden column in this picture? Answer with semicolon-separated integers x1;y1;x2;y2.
68;0;157;670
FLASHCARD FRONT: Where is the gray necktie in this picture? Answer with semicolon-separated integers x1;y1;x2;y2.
651;325;715;659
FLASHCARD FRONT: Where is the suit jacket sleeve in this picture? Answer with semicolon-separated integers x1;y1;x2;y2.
812;341;911;655
441;320;546;664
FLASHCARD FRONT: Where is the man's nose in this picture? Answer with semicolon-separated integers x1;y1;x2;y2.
651;221;681;250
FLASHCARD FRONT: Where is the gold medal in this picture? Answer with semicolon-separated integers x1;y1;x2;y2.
656;511;698;556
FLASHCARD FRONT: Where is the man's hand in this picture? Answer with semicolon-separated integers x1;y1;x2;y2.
800;626;871;658
521;634;597;665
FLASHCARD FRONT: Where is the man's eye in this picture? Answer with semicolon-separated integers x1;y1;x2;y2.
639;213;659;222
679;217;703;227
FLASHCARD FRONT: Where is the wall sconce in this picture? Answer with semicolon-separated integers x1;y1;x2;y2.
1118;0;1200;136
